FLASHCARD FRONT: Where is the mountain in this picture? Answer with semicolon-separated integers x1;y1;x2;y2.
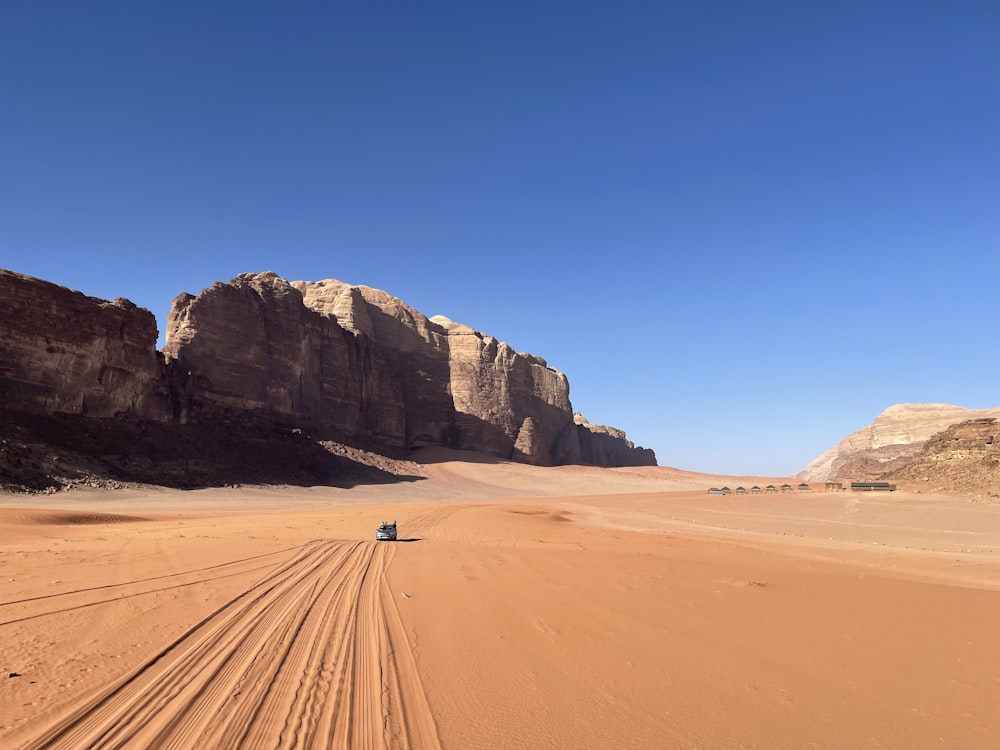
0;269;653;491
885;418;1000;498
797;403;1000;483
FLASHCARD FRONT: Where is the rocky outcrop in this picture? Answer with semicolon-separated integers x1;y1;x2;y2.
163;272;654;467
163;273;399;445
0;269;168;420
574;413;658;468
886;418;1000;496
798;404;1000;482
162;273;653;466
431;315;581;463
294;281;456;449
1;268;653;476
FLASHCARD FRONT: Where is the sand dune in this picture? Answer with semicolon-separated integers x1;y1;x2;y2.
2;460;1000;748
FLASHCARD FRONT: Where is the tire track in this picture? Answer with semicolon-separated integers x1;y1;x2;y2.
402;504;469;537
0;546;303;626
378;572;442;750
17;539;442;750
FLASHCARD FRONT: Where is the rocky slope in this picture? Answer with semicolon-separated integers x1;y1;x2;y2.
798;403;1000;482
886;418;1000;498
1;269;653;490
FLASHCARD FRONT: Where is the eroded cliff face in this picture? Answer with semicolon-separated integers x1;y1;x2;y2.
886;418;1000;496
163;273;400;444
0;269;168;420
574;413;657;468
0;268;654;476
165;272;654;466
798;404;1000;482
293;280;454;448
430;315;579;464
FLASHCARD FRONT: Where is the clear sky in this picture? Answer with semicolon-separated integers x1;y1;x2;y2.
2;2;998;475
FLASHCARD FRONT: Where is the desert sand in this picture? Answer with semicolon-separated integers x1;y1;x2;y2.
2;452;1000;749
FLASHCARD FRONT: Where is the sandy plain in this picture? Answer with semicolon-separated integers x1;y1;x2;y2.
1;451;999;749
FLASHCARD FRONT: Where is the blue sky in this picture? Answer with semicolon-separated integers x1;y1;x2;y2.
2;2;998;475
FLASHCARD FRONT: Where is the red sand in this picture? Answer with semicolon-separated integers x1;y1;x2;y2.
2;459;999;748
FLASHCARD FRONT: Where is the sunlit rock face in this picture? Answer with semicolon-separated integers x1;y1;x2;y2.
2;267;655;468
167;273;654;465
885;417;1000;495
431;315;578;463
0;269;168;420
798;403;1000;481
293;279;454;448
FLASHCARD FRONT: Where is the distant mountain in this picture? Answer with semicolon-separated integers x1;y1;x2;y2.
797;403;1000;483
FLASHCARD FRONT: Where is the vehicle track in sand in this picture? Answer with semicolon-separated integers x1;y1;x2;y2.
11;538;442;750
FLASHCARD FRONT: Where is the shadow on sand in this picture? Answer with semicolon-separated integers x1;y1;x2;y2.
0;410;426;493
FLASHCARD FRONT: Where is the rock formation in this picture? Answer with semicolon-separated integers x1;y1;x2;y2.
430;314;577;463
164;273;395;444
886;418;1000;497
798;403;1000;482
1;268;654;491
0;269;169;420
166;272;654;467
574;413;658;468
293;281;457;449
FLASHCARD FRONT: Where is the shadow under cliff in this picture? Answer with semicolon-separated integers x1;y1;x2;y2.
0;410;425;493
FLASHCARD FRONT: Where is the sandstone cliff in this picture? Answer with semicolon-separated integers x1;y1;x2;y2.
166;272;654;467
574;413;657;468
798;404;1000;482
885;418;1000;497
430;315;577;464
1;268;654;491
0;269;169;420
293;280;456;449
164;273;395;444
